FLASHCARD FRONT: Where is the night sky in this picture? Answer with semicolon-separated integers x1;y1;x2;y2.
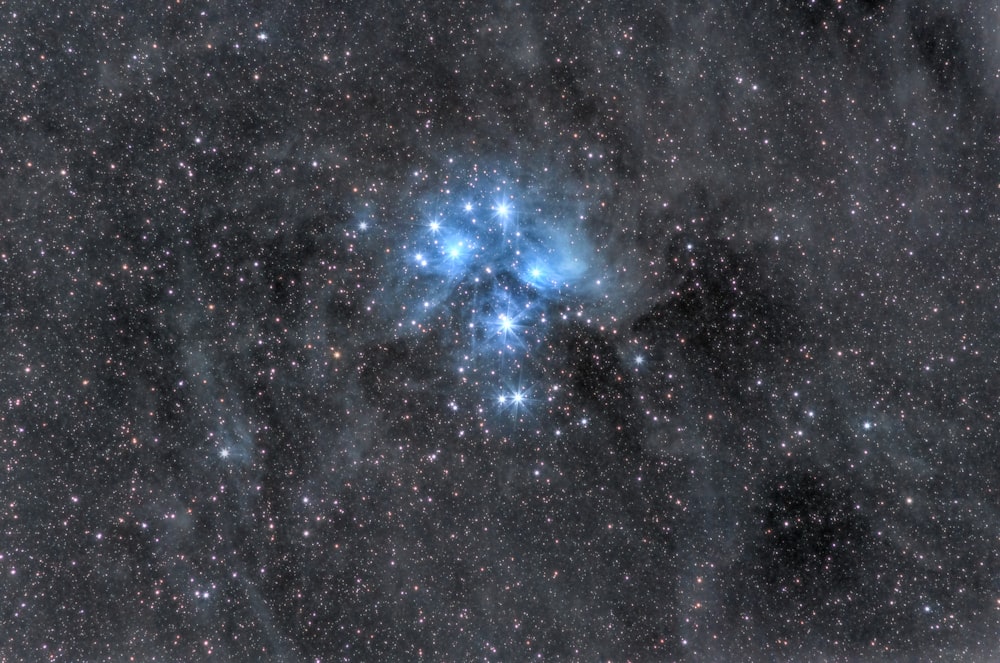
2;1;999;661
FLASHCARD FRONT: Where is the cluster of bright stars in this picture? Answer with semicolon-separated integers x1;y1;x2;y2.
387;180;582;419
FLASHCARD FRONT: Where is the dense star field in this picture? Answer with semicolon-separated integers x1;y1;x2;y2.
2;1;999;661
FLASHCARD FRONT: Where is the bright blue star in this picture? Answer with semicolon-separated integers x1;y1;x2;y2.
523;261;556;291
496;385;532;415
488;298;528;352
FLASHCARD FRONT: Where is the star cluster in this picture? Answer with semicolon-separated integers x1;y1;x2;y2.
374;167;607;424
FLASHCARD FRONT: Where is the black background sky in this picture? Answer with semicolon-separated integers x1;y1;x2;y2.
2;1;999;661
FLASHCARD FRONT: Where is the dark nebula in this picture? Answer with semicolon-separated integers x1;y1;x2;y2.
2;0;998;660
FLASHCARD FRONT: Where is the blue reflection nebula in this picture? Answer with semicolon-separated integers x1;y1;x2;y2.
386;170;600;415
